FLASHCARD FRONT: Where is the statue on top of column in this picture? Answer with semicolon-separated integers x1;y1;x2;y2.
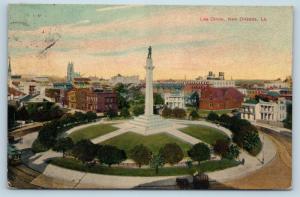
147;46;152;59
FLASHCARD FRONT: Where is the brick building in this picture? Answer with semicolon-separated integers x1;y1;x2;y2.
67;88;118;113
86;91;118;113
199;87;244;110
67;88;90;110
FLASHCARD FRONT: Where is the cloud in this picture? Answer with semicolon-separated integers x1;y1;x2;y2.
77;20;90;24
96;5;142;13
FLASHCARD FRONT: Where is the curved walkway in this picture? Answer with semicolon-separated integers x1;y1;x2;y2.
15;119;277;189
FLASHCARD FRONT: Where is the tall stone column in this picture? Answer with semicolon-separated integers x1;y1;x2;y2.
144;58;154;116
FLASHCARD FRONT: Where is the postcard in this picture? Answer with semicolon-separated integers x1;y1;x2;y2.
8;4;292;190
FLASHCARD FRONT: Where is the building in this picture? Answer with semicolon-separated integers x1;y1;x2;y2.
199;87;244;110
67;62;81;83
237;88;247;96
67;88;90;110
241;97;287;123
86;90;118;113
67;88;118;113
8;87;26;101
164;92;185;109
110;74;139;86
153;82;184;94
205;71;225;80
183;80;209;95
246;88;265;99
264;80;289;89
72;77;91;88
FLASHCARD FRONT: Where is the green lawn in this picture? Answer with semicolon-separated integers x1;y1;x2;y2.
179;125;229;145
69;124;118;143
50;157;239;177
100;132;192;155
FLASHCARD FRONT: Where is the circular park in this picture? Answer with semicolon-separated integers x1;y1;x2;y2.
27;110;271;180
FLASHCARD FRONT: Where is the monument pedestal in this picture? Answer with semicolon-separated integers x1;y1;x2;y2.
129;115;172;135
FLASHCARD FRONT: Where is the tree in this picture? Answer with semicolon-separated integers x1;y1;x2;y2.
154;93;164;105
53;137;74;157
97;145;127;167
16;106;29;121
213;139;230;158
206;112;219;122
150;154;164;174
159;143;184;165
106;108;117;119
129;144;152;168
189;109;199;120
8;104;16;129
161;107;172;118
243;131;260;153
132;104;144;116
74;111;86;122
72;139;97;163
172;108;186;119
189;91;200;108
284;103;292;129
225;144;240;160
86;111;97;122
114;83;130;109
120;107;130;118
188;143;210;165
218;114;232;128
37;123;58;148
31;139;48;153
49;105;64;120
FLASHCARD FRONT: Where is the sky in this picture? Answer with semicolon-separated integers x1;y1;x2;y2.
8;4;293;80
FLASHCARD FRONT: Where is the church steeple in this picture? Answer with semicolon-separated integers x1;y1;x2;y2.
8;56;12;87
8;56;11;75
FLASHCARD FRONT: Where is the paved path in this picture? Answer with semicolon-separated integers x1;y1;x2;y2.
165;129;201;145
91;127;130;144
15;132;38;150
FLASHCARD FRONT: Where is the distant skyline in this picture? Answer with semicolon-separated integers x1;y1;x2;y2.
8;5;293;80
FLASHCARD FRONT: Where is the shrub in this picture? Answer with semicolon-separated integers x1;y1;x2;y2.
189;109;199;120
218;114;231;128
213;139;230;158
159;143;184;165
132;104;144;116
161;107;172;118
120;107;131;118
207;112;219;122
243;132;262;156
97;145;127;167
86;111;97;122
129;144;152;167
188;143;210;165
224;144;240;160
53;137;74;157
172;108;186;119
72;139;97;163
150;154;164;174
32;139;48;153
105;108;118;119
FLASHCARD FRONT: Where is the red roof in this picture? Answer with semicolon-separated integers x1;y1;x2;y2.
8;87;25;97
201;87;243;100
